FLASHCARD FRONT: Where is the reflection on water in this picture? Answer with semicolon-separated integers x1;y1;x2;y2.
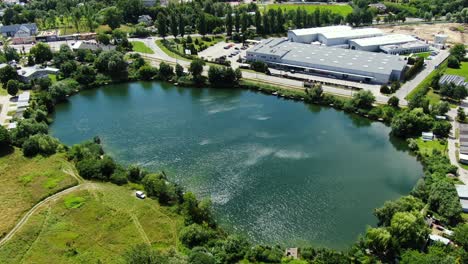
50;81;423;249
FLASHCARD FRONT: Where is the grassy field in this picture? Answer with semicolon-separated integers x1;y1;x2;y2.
131;41;154;54
0;182;184;263
0;148;77;240
263;4;353;16
413;52;432;59
445;62;468;80
155;40;189;61
415;138;448;156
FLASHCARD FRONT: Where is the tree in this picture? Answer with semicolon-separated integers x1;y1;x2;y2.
101;7;123;30
30;43;53;64
390;211;430;250
74;65;97;86
391;108;433;137
458;107;466;122
170;13;178;38
0;65;18;86
95;50;127;77
179;224;214;248
388;96;399;107
453;223;468;251
158;62;174;81
96;33;111;45
157;13;167;38
178;13;185;37
241;11;248;33
447;55;460;68
110;169;128;185
380;84;391;94
100;155;116;178
255;10;262;34
76;157;103;179
127;165;141;182
306;84;323;102
374;195;424;227
6;79;19;97
198;13;207;37
175;63;184;77
70;7;82;33
449;43;466;61
138;65;158;80
432;121;451;138
234;10;240;33
82;5;97;32
22;134;60;157
0;126;11;149
189;58;206;83
432;101;450;116
225;6;233;36
364;227;394;260
351;90;375;109
428;180;462;224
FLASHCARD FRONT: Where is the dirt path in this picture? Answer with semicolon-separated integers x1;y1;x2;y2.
130;213;151;245
19;206;52;263
0;184;87;247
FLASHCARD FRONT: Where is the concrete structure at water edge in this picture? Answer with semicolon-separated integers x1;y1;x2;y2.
246;38;407;84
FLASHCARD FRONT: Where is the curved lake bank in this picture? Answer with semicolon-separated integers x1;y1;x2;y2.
49;81;423;249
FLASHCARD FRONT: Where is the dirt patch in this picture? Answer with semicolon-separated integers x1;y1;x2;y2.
377;23;468;44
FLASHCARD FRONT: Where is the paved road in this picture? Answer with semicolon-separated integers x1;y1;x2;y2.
395;50;450;104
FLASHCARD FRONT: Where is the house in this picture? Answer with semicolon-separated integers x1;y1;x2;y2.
17;66;59;82
138;15;153;26
0;23;37;44
70;41;116;52
285;248;299;259
428;234;451;245
422;132;434;141
455;185;468;212
439;74;468;88
142;0;156;7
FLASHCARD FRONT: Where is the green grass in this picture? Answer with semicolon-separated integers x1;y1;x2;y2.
131;41;154;54
155;40;189;61
445;62;468;80
413;52;432;59
263;4;353;16
415;138;448;156
0;148;77;239
0;182;184;263
48;74;57;84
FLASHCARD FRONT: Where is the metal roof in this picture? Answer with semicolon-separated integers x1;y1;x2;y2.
350;34;417;47
0;23;36;33
456;185;468;199
288;26;351;36
250;38;407;76
439;74;467;87
320;28;383;40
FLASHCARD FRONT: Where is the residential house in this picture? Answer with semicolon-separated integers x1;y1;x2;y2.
70;41;116;52
138;15;153;26
17;65;59;82
0;23;37;44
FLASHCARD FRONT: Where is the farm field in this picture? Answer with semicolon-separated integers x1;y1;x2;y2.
262;4;353;16
0;182;184;264
0;149;77;240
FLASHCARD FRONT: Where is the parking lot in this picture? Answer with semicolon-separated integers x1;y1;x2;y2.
198;41;250;68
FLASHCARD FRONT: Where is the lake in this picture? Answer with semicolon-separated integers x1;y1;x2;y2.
50;81;423;249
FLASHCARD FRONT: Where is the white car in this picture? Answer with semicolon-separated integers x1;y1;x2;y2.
135;191;146;199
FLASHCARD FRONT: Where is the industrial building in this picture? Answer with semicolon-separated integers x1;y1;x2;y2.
287;26;383;47
349;34;429;53
287;26;352;44
246;38;407;84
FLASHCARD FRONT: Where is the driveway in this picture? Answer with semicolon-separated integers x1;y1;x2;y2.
0;95;12;126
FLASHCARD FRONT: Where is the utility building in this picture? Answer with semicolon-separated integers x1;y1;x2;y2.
349;34;429;53
287;26;352;44
246;38;407;84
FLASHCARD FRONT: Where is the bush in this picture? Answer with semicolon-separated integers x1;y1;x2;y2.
447;56;460;68
138;65;158;80
388;96;399;107
179;224;215;248
250;61;268;73
407;138;419;151
380;84;391;94
0;126;11;148
22;134;60;157
76;157;103;180
110;169;128;185
6;79;19;96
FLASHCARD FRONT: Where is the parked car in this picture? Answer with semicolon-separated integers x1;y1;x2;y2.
224;45;230;49
136;191;146;199
235;47;240;50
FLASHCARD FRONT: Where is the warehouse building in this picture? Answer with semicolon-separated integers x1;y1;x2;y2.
349;34;429;53
246;38;407;84
287;26;351;44
317;28;383;46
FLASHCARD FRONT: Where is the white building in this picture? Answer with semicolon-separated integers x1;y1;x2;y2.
17;66;59;82
317;28;383;46
349;34;429;53
246;38;407;84
70;41;116;52
287;26;352;44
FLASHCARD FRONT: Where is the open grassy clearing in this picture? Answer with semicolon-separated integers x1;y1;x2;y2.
413;52;432;59
155;40;189;61
131;41;154;54
445;61;468;80
0;182;184;263
0;148;77;240
415;138;448;156
262;4;353;16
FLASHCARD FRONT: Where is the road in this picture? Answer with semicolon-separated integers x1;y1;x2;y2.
395;50;450;103
447;104;468;185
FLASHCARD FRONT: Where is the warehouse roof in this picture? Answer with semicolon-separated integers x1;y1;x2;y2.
288;26;351;36
350;34;417;47
320;28;383;40
456;185;468;199
250;38;407;76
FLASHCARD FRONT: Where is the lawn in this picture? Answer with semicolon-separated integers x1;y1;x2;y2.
155;39;190;61
0;182;184;263
413;52;432;59
0;148;77;240
415;138;447;156
131;41;154;54
263;4;353;16
161;36;225;56
445;62;468;80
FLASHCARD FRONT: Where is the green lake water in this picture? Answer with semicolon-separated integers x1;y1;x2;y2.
50;81;423;249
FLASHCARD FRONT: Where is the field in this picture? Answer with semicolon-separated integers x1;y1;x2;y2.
263;4;353;16
445;62;468;80
378;23;468;44
0;149;77;240
0;182;184;263
415;138;448;156
131;41;154;54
